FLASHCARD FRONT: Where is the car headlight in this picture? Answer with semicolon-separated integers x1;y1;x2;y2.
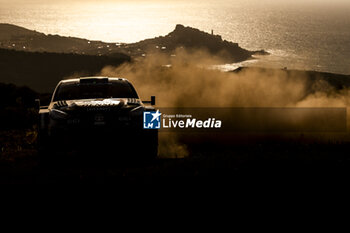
49;109;69;120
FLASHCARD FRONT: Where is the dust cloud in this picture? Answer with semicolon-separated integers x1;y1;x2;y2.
99;49;350;157
100;49;326;108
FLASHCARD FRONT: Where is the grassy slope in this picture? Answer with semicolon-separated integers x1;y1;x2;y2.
0;48;130;93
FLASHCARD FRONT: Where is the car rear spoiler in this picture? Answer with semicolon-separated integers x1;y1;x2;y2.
143;96;156;105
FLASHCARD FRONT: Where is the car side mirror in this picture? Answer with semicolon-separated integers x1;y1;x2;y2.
35;99;41;110
144;96;156;105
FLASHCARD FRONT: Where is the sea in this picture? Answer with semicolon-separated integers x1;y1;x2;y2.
1;0;350;74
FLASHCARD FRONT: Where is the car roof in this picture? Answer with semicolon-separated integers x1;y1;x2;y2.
60;77;129;85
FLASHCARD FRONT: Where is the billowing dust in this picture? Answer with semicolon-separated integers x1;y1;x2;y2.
99;49;350;158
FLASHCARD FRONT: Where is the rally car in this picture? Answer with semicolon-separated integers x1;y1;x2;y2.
37;77;158;163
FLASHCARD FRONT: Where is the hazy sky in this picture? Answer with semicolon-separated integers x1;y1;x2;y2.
2;0;348;12
1;0;350;3
1;0;350;9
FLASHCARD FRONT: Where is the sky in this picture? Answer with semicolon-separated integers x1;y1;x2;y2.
1;0;350;3
1;0;350;9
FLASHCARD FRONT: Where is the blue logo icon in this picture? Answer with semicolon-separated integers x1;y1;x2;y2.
143;110;161;129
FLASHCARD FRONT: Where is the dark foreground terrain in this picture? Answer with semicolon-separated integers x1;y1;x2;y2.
1;129;350;184
1;68;350;183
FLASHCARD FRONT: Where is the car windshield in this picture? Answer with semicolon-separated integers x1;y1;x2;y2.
53;81;138;101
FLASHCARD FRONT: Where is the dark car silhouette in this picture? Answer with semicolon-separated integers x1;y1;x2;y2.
37;77;158;164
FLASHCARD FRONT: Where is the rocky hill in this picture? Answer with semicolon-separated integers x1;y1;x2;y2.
0;23;124;56
126;24;268;62
0;23;267;62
